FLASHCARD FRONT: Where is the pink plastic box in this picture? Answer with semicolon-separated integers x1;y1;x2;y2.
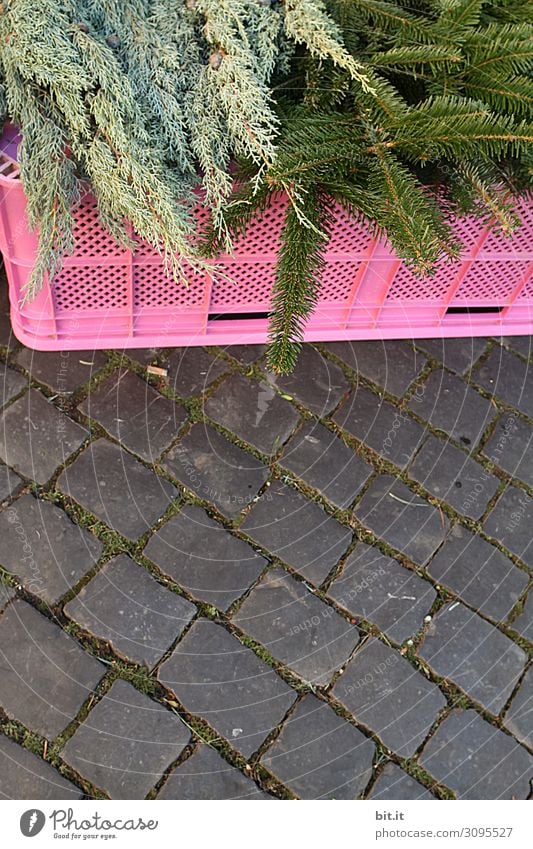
0;124;532;351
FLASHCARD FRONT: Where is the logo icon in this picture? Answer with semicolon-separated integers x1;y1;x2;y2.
20;810;46;837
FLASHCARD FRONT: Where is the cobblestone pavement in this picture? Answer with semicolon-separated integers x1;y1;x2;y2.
0;284;532;800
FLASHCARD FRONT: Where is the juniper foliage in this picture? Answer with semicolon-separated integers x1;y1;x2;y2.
0;0;531;372
0;0;363;297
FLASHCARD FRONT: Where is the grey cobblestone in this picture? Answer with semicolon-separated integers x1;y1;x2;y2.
165;347;229;397
328;542;437;643
145;504;267;611
502;667;532;750
15;348;107;393
426;524;528;622
204;373;300;454
484;485;533;568
162;423;268;518
79;369;187;461
0;600;104;739
0;389;88;484
1;335;531;800
0;494;103;604
0;362;26;407
0;734;82;799
419;709;533;799
158;744;269;799
473;346;533;418
325;340;426;397
332;637;446;757
334;387;425;468
57;439;177;540
0;461;22;502
418;602;527;714
267;344;350;416
261;694;375;799
280;420;373;508
64;554;196;668
354;475;450;566
232;568;360;686
408;369;495;447
482;414;533;487
241;480;352;585
159;619;297;758
409;435;500;519
62;679;190;799
368;762;434;800
510;590;533;641
415;338;487;375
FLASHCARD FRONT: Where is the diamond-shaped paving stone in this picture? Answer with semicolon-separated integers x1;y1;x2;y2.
484;485;533;567
0;735;82;799
510;590;532;641
0;600;104;738
158;620;297;758
332;638;445;757
62;680;190;799
325;340;426;397
204;373;300;454
503;667;532;749
124;348;161;366
15;348;107;393
419;709;533;799
408;369;494;447
64;555;196;668
415;338;487;375
79;369;187;461
162;423;268;518
241;480;352;585
328;542;436;643
0;389;87;484
482;414;533;487
158;745;269;799
368;763;434;800
267;345;350;416
0;362;26;408
144;504;266;612
165;347;228;397
0;462;22;502
57;439;177;540
427;524;528;622
473;346;533;418
500;336;532;359
280;420;373;508
418;602;526;714
354;476;449;566
334;387;425;468
233;568;359;686
226;344;267;364
409;435;499;519
0;494;103;604
261;694;375;799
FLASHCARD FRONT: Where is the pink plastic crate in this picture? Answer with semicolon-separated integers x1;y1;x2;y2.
0;124;532;351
